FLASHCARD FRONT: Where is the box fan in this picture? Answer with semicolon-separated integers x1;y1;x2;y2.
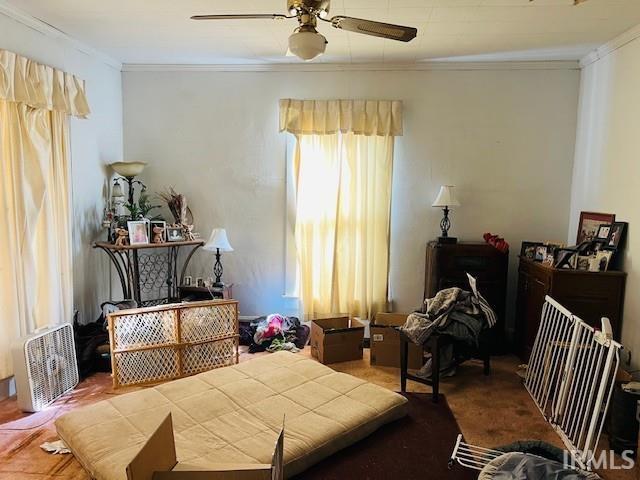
12;324;79;412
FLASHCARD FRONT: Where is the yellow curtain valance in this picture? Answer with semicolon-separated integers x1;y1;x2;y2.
0;49;90;118
279;99;403;136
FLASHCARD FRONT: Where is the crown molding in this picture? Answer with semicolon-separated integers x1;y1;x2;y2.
0;0;122;70
123;60;578;73
580;23;640;68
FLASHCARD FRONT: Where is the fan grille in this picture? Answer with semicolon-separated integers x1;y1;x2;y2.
24;324;78;411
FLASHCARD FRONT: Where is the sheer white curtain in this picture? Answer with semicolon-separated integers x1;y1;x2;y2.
280;99;402;320
0;50;89;379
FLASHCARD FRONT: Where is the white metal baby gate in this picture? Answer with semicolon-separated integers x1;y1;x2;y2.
450;295;622;472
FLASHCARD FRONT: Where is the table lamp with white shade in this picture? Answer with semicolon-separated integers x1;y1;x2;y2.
203;228;234;287
432;185;461;244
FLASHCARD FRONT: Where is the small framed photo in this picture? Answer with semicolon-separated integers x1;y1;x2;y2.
196;277;205;287
576;255;590;271
577;211;615;244
606;222;627;250
166;226;185;242
150;221;167;243
595;224;611;240
542;252;555;267
593;250;613;271
554;248;577;269
183;275;192;286
520;241;543;260
534;245;547;262
128;220;150;245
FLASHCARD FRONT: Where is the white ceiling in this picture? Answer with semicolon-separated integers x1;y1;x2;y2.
7;0;640;64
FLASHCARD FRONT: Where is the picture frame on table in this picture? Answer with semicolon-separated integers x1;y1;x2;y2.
520;241;543;260
534;245;547;262
591;250;613;272
127;220;150;245
605;222;627;251
544;242;564;258
577;212;615;244
542;252;555;267
576;256;590;271
554;248;578;269
166;226;185;242
183;275;193;287
595;224;611;241
196;277;205;288
150;220;167;243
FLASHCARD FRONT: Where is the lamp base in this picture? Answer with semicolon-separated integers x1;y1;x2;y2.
213;281;225;288
437;236;457;244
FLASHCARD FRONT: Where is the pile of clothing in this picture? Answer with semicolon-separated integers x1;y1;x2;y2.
74;300;137;379
399;273;496;378
240;314;310;354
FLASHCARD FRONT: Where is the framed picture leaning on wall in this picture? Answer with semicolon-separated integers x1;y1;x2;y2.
577;211;615;244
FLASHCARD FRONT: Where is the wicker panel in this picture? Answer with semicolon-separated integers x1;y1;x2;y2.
180;304;236;342
182;338;237;376
113;310;177;348
108;300;238;388
115;348;179;386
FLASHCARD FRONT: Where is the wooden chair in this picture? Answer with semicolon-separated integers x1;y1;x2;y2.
399;330;491;403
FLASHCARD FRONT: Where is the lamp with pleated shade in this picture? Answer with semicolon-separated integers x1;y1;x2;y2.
203;228;234;287
432;185;461;244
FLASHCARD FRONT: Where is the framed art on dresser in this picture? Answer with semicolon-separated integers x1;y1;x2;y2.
576;212;615;244
606;222;627;251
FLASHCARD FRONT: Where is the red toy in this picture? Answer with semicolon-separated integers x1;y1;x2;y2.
483;232;509;253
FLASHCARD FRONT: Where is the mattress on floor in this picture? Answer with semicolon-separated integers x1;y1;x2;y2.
56;351;408;480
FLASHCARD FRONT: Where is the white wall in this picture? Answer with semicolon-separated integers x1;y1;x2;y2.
0;12;123;327
124;66;579;328
570;30;640;371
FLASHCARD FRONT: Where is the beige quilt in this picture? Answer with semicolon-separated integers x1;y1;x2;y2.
56;351;407;479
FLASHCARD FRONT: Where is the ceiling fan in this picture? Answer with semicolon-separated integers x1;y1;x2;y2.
191;0;418;61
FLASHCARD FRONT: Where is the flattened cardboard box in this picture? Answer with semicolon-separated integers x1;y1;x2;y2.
370;313;423;369
126;413;284;480
311;316;364;364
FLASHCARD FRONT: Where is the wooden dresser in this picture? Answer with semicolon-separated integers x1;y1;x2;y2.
424;241;509;352
516;257;626;360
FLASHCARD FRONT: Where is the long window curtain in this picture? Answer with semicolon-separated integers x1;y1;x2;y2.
0;50;89;379
280;99;402;320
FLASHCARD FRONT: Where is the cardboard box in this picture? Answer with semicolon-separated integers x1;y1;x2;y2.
310;316;364;364
370;313;424;369
126;413;283;480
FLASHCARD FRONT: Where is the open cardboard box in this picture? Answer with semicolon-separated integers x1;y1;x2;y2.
370;313;424;369
310;316;364;364
126;414;284;480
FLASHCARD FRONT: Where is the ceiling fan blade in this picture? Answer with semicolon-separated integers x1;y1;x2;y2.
191;14;291;20
328;16;417;42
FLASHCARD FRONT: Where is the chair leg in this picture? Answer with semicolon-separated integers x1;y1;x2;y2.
483;350;491;376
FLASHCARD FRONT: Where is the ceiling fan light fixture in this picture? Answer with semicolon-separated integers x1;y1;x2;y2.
288;31;327;60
